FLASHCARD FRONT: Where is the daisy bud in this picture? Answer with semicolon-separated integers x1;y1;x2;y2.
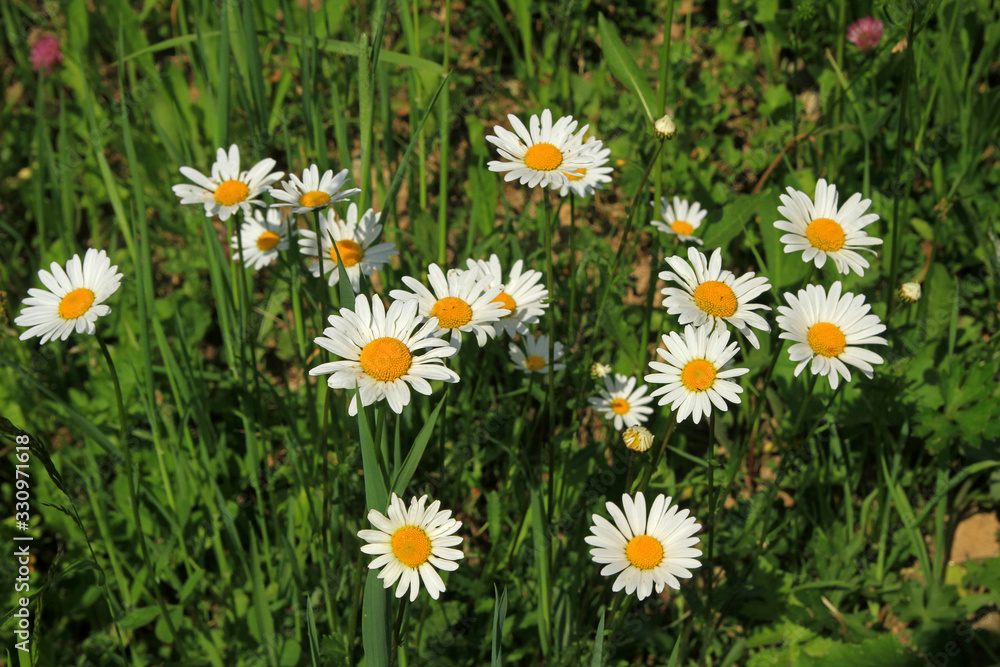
591;362;612;379
899;282;922;303
622;425;653;453
654;113;676;140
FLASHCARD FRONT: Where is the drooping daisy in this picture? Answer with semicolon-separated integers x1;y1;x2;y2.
660;247;772;349
774;178;883;276
390;265;509;350
230;208;290;270
297;203;397;292
550;136;614;198
776;282;887;390
172;144;283;221
588;373;655;430
622;426;653;452
586;492;702;600
645;325;749;425
486;109;604;191
509;334;565;374
465;254;548;337
269;165;360;214
358;493;464;602
309;295;459;416
651;196;707;245
15;249;123;345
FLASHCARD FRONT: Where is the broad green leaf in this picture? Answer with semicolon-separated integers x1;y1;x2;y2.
598;14;658;125
389;395;447;497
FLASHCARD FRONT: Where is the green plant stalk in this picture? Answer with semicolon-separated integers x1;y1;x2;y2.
885;19;916;329
436;2;452;266
575;141;665;412
717;338;785;512
234;221;263;405
705;411;716;605
790;372;819;436
540;190;559;522
391;598;408;667
567;194;578;335
96;333;179;646
636;412;677;494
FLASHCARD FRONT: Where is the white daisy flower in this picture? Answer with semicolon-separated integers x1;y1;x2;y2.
230;208;290;270
269;165;360;214
15;249;123;345
297;203;397;292
659;246;772;349
588;373;655;430
586;492;702;600
509;333;565;374
309;295;459;416
389;265;509;350
358;493;464;602
651;196;707;245
776;282;887;390
486;109;604;191
465;254;548;337
645;325;749;425
549;136;614;198
172;144;283;221
774;178;883;276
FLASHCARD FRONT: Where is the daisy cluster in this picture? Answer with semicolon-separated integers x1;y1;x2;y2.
9;107;896;608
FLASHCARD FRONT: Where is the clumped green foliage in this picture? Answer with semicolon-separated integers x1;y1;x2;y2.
1;0;999;665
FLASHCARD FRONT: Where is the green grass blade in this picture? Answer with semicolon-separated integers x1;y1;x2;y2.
362;569;391;667
590;608;605;667
491;585;508;667
530;489;552;655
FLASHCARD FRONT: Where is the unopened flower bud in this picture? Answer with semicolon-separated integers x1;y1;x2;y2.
899;282;921;303
622;425;653;452
591;362;612;379
654;113;676;140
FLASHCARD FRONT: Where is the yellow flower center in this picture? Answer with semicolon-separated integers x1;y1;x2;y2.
390;526;432;568
430;296;473;329
491;291;517;317
256;231;281;251
58;288;95;320
610;398;630;415
671;220;695;236
525;355;547;371
330;239;364;267
625;534;664;570
807;322;846;358
213;179;250;207
523;142;564;171
805;217;846;252
565;167;587;181
692;280;738;318
359;337;412;382
299;190;332;208
681;358;717;392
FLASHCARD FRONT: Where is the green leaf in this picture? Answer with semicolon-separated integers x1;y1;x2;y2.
598;14;658;125
356;392;389;511
530;490;552;655
389;395;447;497
491;585;509;667
362;569;390;667
590;608;606;667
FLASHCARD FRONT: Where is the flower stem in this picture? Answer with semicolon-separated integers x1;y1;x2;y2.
542;190;558;519
96;332;179;646
635;412;677;494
